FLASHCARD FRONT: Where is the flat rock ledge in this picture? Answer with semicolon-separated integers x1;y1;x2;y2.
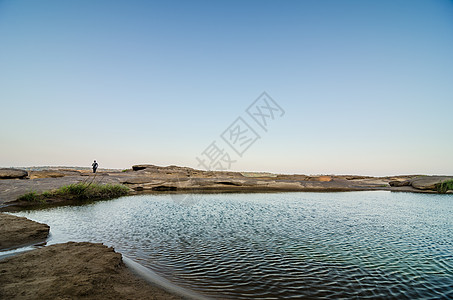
0;168;28;179
409;176;453;190
0;242;181;300
0;213;49;250
1;164;452;207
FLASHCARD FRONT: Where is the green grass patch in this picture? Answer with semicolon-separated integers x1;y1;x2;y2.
17;191;45;203
41;191;53;198
436;179;453;194
17;183;130;202
55;183;130;200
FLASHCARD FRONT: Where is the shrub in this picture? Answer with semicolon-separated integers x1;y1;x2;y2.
56;183;88;197
17;183;130;202
55;183;130;200
17;191;43;202
436;179;453;194
42;191;52;198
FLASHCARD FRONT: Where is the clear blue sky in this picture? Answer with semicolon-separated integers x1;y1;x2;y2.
1;0;452;175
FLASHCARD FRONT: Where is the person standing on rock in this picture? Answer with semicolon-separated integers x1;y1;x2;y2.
92;160;98;173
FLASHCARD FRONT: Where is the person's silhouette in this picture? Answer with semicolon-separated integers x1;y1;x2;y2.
92;160;98;173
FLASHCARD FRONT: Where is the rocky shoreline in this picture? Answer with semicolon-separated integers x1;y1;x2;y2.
1;165;451;299
1;165;452;211
0;213;49;250
0;213;182;299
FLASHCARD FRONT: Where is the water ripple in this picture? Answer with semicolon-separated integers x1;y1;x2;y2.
14;191;453;299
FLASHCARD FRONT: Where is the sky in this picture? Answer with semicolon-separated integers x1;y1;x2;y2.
1;0;452;176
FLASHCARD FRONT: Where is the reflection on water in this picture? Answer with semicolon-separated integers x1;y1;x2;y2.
13;191;453;299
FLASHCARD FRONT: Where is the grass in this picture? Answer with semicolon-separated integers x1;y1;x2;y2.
55;183;130;200
42;191;52;198
17;183;130;203
436;179;453;194
17;191;45;203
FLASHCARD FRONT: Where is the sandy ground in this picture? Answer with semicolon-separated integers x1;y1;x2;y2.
0;214;183;299
0;242;182;300
0;213;49;250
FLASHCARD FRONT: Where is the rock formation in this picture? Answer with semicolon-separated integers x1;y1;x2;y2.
0;213;49;250
1;164;452;207
0;168;28;179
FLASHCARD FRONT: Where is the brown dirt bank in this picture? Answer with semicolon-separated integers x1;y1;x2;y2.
0;213;49;250
0;242;182;300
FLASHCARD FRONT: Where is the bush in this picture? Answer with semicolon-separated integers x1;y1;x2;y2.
55;183;130;200
17;191;43;203
436;179;453;194
17;183;130;202
56;183;88;197
42;191;53;198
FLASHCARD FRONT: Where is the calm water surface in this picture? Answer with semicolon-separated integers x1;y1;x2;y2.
12;192;453;299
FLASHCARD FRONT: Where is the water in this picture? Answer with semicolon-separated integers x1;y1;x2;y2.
10;191;453;299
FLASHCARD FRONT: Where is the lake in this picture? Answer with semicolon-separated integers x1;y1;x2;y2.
11;191;453;299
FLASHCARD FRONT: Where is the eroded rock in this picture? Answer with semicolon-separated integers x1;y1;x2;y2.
0;168;28;179
410;176;453;190
389;180;410;187
0;242;181;299
0;213;49;250
28;171;66;179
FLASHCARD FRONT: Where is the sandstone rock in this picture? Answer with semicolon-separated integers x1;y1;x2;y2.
276;174;309;181
241;172;277;178
410;176;453;190
0;168;28;179
28;171;66;179
0;213;49;250
307;176;332;182
57;169;82;175
389;180;410;187
80;172;109;176
340;176;370;180
318;176;332;182
446;190;453;194
132;164;195;172
0;242;181;300
132;164;154;171
212;171;245;179
122;177;165;184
